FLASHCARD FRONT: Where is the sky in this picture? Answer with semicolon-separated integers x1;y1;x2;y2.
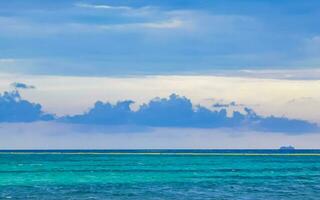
1;0;320;149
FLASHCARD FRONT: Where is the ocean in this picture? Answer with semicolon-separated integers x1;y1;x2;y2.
1;150;320;200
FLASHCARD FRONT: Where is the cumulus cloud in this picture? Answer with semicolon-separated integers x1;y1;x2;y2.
62;94;318;133
11;82;35;89
62;100;134;125
0;89;317;133
0;90;54;122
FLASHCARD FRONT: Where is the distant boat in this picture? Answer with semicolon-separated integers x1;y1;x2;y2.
279;146;295;150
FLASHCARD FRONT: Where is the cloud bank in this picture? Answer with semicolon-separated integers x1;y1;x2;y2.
61;94;318;133
0;90;317;133
0;91;54;122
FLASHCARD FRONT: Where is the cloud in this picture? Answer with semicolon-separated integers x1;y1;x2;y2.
62;100;134;125
11;82;35;89
212;101;240;108
0;90;54;122
2;1;320;75
75;3;133;11
74;3;154;16
62;94;318;133
81;19;184;32
287;97;314;104
0;7;185;38
74;3;186;31
0;88;317;134
141;19;183;29
255;116;318;133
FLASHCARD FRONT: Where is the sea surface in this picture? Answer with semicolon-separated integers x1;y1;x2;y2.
1;150;320;200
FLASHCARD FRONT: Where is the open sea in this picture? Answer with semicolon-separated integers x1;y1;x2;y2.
1;150;320;200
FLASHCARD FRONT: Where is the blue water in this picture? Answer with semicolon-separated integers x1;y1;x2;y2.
1;150;320;199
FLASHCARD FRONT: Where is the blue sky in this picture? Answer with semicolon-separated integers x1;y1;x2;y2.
1;1;320;148
1;0;320;75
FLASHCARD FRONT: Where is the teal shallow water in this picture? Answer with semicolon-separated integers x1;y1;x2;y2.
1;151;320;199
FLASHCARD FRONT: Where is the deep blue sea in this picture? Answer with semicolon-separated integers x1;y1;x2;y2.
1;150;320;200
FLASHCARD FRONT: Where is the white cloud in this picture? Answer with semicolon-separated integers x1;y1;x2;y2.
142;19;183;29
75;3;133;11
0;9;186;36
74;3;155;17
0;5;256;36
95;19;184;30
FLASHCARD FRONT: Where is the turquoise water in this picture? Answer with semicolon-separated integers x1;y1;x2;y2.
1;150;320;199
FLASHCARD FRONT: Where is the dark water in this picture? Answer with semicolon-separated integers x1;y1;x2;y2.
1;150;320;200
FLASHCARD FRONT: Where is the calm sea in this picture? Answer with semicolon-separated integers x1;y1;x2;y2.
1;150;320;200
